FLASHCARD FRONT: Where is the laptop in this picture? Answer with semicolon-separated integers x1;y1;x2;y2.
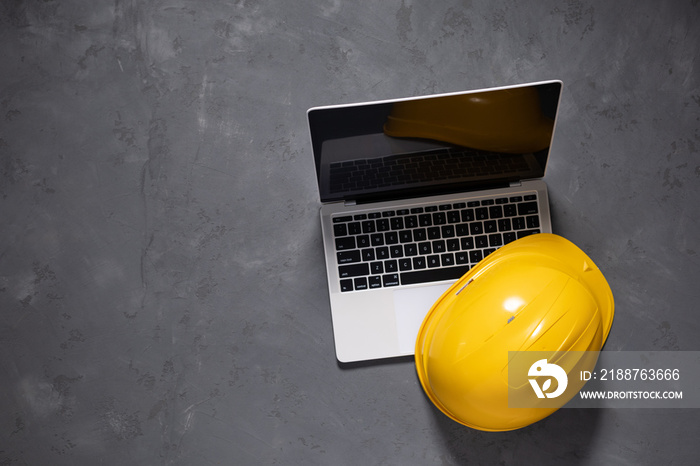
307;80;563;363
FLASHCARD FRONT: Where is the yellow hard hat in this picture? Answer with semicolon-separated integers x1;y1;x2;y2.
383;87;554;154
415;233;614;431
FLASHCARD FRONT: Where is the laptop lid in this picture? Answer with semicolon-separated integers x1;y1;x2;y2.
308;80;562;204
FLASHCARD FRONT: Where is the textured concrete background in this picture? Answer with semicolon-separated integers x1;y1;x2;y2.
1;0;699;464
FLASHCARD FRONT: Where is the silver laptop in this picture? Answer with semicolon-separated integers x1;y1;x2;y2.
307;80;563;363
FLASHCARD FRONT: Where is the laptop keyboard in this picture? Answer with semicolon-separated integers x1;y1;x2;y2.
332;194;541;292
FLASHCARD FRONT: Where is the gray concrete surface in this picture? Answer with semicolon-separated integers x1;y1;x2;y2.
1;0;699;464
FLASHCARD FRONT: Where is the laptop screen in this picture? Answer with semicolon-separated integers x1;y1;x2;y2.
308;81;562;203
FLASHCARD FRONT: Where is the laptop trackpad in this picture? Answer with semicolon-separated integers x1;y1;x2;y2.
394;283;452;354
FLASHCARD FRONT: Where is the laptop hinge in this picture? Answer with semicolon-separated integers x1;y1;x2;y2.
509;181;522;187
344;200;357;206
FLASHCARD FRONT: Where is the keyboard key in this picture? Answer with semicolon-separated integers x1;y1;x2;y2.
512;217;526;230
428;227;441;240
383;274;400;287
390;245;403;258
337;250;361;264
333;223;348;237
489;234;503;247
461;237;474;250
503;204;517;217
527;215;540;229
504;232;517;244
361;249;375;261
362;220;376;233
419;214;432;226
404;243;418;256
412;257;427;269
489;205;503;219
340;279;353;292
456;224;470;236
476;207;488;220
441;253;454;266
427;255;440;268
399;259;412;271
432;212;447;225
405;215;418;228
369;276;382;288
469;250;483;263
484;220;497;233
370;233;384;246
447;239;460;251
432;240;446;253
413;228;427;241
348;222;361;235
399;230;413;243
385;231;399;244
456;252;469;264
461;209;475;222
418;242;432;255
334;216;353;223
339;263;369;278
498;218;512;231
400;265;471;285
470;222;484;235
335;237;356;250
524;194;537;201
447;211;461;223
370;262;384;274
517;229;540;239
354;277;368;290
518;201;539;216
376;247;389;260
475;235;488;249
385;260;398;273
441;225;455;237
376;219;390;231
357;235;371;247
391;217;404;230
